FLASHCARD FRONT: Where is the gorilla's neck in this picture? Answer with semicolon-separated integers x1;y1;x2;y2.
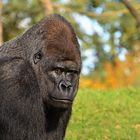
44;104;72;140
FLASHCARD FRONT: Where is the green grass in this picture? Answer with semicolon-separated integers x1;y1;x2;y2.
65;87;140;140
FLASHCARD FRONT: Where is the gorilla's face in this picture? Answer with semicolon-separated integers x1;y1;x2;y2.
33;45;81;108
45;58;80;107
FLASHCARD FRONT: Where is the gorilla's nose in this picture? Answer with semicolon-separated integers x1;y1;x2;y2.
59;81;72;92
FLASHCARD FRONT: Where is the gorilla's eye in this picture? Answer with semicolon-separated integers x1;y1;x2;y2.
54;68;63;75
33;51;42;64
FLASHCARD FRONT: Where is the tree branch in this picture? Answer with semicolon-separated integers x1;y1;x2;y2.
53;3;140;19
122;0;140;27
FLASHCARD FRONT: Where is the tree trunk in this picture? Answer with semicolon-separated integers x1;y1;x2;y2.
42;0;53;15
0;0;3;46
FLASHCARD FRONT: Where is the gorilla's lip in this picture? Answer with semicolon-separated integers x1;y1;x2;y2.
50;96;73;104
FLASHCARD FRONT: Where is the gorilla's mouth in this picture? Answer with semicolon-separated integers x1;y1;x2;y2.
50;96;73;104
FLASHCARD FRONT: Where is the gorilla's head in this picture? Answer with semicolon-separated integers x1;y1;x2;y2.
30;14;81;108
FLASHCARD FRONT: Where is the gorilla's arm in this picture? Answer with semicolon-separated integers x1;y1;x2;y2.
0;57;46;140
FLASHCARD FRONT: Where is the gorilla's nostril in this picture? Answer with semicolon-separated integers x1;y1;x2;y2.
61;83;67;90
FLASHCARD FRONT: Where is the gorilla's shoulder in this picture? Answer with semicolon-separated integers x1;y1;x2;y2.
0;57;38;97
0;57;27;74
0;57;36;84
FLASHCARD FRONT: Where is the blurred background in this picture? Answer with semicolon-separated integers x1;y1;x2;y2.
0;0;140;139
1;0;140;89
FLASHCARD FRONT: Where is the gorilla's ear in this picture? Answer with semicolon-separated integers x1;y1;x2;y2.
33;50;43;64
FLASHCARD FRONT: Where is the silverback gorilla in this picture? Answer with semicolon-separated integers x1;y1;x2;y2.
0;14;81;140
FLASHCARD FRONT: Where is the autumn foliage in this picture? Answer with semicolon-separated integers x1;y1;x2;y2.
80;52;140;89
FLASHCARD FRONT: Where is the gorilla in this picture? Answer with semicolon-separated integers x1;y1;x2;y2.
0;14;81;140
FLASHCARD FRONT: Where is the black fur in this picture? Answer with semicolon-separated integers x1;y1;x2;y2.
0;14;81;140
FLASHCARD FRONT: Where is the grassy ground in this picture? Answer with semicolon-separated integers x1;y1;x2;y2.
65;87;140;140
